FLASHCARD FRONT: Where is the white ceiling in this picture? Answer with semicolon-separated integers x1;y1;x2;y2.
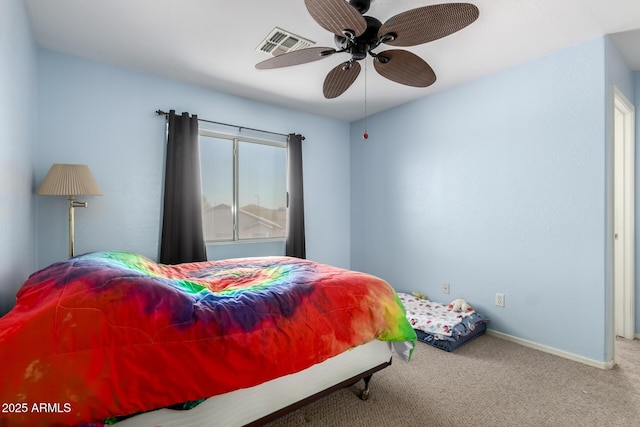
24;0;640;122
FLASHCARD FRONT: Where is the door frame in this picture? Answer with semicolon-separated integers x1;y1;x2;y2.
612;85;635;345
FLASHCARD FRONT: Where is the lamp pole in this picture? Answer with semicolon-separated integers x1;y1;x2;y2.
68;196;88;258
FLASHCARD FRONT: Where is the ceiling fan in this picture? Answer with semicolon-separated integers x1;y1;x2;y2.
256;0;479;99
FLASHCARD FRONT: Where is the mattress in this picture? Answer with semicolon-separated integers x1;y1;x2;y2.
113;340;393;427
414;320;487;352
398;292;489;352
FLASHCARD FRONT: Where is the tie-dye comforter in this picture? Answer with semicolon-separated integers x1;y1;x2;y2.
0;251;416;427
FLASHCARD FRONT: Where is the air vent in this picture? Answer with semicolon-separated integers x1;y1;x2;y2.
256;27;315;57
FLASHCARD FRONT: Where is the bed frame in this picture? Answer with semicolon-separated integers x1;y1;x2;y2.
115;340;393;427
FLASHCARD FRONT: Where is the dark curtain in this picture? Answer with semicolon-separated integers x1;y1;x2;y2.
286;133;306;259
160;110;207;264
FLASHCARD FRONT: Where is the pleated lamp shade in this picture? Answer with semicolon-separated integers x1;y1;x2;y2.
37;164;102;196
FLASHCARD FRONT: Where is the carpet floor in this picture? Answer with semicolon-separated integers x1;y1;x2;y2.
266;335;640;426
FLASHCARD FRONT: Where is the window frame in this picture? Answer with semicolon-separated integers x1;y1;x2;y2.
199;129;287;244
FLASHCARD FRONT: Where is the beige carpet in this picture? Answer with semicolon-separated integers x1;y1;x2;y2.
266;335;640;427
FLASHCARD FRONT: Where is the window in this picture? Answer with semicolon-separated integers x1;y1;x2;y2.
200;130;286;242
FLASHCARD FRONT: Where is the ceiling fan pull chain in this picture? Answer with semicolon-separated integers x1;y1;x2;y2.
363;60;369;140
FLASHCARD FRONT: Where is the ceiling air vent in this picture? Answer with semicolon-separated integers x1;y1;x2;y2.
256;27;315;57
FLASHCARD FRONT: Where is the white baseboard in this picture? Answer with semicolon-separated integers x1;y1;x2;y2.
486;330;615;370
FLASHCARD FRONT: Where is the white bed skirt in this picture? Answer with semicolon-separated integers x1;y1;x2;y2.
115;340;393;427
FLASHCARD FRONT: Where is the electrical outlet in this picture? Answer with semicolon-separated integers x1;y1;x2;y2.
495;293;505;307
442;283;450;294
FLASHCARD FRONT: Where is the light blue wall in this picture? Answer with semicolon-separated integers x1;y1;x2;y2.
12;15;639;362
36;50;351;270
0;0;37;315
350;37;610;362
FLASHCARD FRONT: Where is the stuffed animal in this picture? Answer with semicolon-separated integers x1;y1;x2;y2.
411;291;427;300
449;298;471;312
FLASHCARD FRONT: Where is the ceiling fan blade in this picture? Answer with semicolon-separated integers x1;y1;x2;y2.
379;3;479;47
305;0;367;37
373;49;436;87
323;61;361;99
255;47;336;70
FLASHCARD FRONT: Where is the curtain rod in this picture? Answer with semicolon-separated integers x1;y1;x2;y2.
155;109;303;140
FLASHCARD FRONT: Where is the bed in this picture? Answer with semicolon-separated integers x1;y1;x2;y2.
0;251;416;427
114;339;393;427
398;292;488;352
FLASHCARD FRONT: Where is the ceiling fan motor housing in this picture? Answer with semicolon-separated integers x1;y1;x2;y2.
348;0;370;14
334;16;382;61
